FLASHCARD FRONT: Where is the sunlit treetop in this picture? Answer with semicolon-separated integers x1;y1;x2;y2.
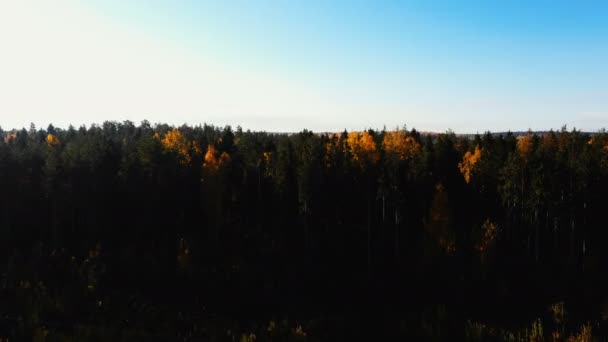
382;131;421;161
262;151;273;177
263;151;272;166
516;134;534;160
203;144;220;173
346;131;379;167
161;129;192;165
46;133;60;148
203;144;230;175
458;145;482;184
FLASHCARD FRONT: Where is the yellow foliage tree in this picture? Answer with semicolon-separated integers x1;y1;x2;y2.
46;133;60;148
346;131;379;167
516;134;534;160
203;145;220;173
458;145;482;184
262;151;273;177
426;183;455;254
161;129;192;165
263;151;272;166
203;144;231;175
382;131;421;161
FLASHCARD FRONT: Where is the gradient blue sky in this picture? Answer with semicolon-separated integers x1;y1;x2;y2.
0;1;606;132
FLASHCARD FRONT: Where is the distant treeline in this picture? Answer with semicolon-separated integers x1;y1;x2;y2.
0;121;607;340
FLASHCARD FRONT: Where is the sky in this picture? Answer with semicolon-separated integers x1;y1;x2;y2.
0;1;606;133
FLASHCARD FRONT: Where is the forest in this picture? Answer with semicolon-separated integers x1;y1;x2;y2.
0;121;607;341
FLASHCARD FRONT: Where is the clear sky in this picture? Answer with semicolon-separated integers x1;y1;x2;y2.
0;1;606;133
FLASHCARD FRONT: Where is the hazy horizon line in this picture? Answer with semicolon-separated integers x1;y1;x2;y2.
1;120;604;136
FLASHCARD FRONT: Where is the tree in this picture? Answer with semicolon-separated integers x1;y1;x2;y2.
161;128;192;165
425;183;454;255
295;130;322;250
381;130;422;260
458;145;482;184
346;131;380;169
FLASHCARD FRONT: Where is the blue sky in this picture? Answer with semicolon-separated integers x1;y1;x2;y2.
0;1;606;132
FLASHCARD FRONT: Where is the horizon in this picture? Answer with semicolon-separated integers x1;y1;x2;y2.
0;1;606;132
1;120;602;136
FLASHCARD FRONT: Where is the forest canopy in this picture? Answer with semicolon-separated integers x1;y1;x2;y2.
1;121;608;340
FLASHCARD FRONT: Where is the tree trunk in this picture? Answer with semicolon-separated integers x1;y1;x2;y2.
535;209;539;263
394;209;400;261
52;199;58;248
367;197;372;277
382;196;385;223
304;200;309;250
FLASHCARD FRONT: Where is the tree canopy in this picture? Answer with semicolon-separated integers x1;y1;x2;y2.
0;122;607;340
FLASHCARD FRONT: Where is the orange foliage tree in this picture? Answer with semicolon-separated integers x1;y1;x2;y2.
46;133;60;148
161;129;192;165
262;151;273;177
203;144;231;175
516;133;534;161
458;145;482;184
346;131;380;168
382;131;421;161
